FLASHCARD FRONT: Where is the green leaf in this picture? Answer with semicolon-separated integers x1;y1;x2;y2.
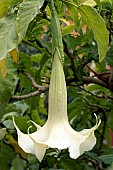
0;0;11;18
30;54;43;63
85;152;100;161
31;110;45;126
12;155;26;170
62;25;75;36
10;0;23;8
13;101;29;115
14;116;37;133
63;34;81;49
78;5;109;62
27;164;40;170
99;154;113;164
93;0;102;10
0;14;18;59
3;120;14;129
0;142;16;170
78;0;96;6
17;0;44;42
14;116;30;133
2;112;20;122
64;1;78;23
0;55;16;104
27;154;40;170
59;153;83;170
0;128;6;140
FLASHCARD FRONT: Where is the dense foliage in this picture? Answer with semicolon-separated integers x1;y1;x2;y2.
0;0;113;169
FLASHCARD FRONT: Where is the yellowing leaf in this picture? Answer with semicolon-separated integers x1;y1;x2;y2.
60;18;71;26
9;135;27;159
9;48;18;64
0;59;7;78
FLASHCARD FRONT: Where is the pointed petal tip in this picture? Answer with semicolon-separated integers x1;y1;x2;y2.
37;154;44;163
34;143;47;163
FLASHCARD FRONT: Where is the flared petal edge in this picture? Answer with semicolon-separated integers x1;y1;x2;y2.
13;117;35;154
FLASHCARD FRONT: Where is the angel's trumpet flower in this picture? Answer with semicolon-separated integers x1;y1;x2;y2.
13;48;101;162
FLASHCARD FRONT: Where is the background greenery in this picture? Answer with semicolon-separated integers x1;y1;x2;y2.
0;0;113;169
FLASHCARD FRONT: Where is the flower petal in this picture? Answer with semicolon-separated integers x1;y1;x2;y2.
80;131;96;155
28;126;48;162
78;115;101;155
68;115;101;159
33;141;47;162
13;117;35;154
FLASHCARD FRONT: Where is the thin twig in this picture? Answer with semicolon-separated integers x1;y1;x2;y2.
11;86;49;100
83;97;110;111
78;86;103;99
79;86;113;100
67;76;108;88
12;70;112;100
19;70;41;89
83;76;108;88
63;40;78;80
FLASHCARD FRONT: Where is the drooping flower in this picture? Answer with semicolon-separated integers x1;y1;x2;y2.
13;48;101;162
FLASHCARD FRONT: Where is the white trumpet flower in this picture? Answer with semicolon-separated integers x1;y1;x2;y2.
13;48;101;162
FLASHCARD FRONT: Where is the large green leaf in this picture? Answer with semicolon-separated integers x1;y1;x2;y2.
12;155;26;170
0;0;11;18
10;0;23;8
99;154;113;164
78;5;109;62
17;0;44;42
13;101;29;115
59;153;83;170
64;1;78;23
0;14;18;59
0;128;6;140
0;142;16;170
0;54;16;104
